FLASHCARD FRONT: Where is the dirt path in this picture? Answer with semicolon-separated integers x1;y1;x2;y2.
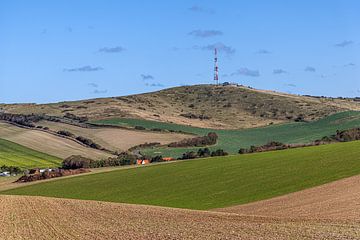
1;195;359;240
215;174;360;221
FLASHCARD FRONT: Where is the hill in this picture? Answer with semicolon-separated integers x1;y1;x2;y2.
2;195;358;240
216;174;360;221
0;138;61;169
94;111;360;157
2;84;360;129
0;122;112;160
4;140;360;209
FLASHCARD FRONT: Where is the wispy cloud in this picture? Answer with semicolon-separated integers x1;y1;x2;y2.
194;42;235;55
145;83;164;87
256;49;271;54
64;65;103;72
231;68;260;77
188;5;215;14
93;89;108;94
334;40;354;47
141;74;154;80
88;83;98;88
188;30;223;38
273;69;287;74
284;83;297;87
99;46;125;53
304;66;316;72
344;63;356;67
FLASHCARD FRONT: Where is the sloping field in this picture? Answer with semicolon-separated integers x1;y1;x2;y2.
1;195;359;240
2;85;360;129
4;140;360;210
94;111;360;157
216;174;360;221
37;120;188;151
0;139;61;168
0;122;112;160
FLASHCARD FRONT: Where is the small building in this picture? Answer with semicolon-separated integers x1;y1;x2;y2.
0;171;10;177
137;159;150;165
162;157;174;161
142;159;150;165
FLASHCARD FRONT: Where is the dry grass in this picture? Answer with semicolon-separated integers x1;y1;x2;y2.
2;85;360;129
37;120;189;151
0;122;112;160
1;195;360;240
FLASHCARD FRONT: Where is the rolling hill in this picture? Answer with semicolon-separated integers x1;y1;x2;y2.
94;111;360;157
0;138;61;169
0;122;112;160
4;140;360;210
2;195;358;240
2;84;360;129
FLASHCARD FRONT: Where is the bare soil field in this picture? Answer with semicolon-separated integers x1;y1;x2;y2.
216;174;360;221
1;195;359;240
37;120;189;151
2;85;360;129
0;122;112;160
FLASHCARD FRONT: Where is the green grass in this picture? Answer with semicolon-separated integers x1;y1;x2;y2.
93;111;360;158
0;138;61;169
3;140;360;210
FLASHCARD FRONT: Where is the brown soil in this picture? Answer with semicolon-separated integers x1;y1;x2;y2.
37;120;189;151
215;174;360;221
0;122;112;160
1;195;359;240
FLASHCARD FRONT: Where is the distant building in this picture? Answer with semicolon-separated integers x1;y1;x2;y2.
137;159;150;165
162;157;174;161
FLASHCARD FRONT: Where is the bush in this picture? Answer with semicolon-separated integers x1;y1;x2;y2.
57;130;75;138
0;165;22;174
168;132;218;148
62;155;92;169
134;126;146;130
76;136;102;149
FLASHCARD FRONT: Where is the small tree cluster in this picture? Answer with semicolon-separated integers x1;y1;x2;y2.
168;132;218;148
180;148;228;160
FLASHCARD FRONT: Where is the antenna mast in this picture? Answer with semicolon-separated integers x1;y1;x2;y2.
214;48;219;85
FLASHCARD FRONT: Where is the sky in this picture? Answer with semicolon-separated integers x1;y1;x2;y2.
0;0;359;103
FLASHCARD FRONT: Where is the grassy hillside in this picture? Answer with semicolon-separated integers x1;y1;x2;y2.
94;111;360;157
0;138;61;169
4;140;360;209
2;84;360;129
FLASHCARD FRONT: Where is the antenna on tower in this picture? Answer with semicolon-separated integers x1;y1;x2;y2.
214;48;219;85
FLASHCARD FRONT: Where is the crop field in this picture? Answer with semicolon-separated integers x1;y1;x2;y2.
93;111;360;157
0;121;113;160
4;140;360;210
0;138;61;169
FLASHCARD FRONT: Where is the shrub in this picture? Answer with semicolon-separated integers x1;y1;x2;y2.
57;130;75;138
76;136;102;149
168;132;218;148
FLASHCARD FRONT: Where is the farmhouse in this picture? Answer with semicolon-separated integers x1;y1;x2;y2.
137;159;150;165
162;157;174;161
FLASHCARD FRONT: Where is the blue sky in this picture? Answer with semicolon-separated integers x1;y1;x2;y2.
0;0;359;103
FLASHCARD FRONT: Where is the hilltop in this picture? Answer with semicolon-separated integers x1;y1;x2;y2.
2;84;360;129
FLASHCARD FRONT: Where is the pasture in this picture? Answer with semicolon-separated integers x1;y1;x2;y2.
4;140;360;209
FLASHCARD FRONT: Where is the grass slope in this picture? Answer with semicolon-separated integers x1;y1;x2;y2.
0;138;61;169
94;111;360;157
3;140;360;210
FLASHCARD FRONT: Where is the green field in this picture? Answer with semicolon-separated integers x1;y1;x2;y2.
0;138;61;169
3;140;360;209
93;111;360;157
